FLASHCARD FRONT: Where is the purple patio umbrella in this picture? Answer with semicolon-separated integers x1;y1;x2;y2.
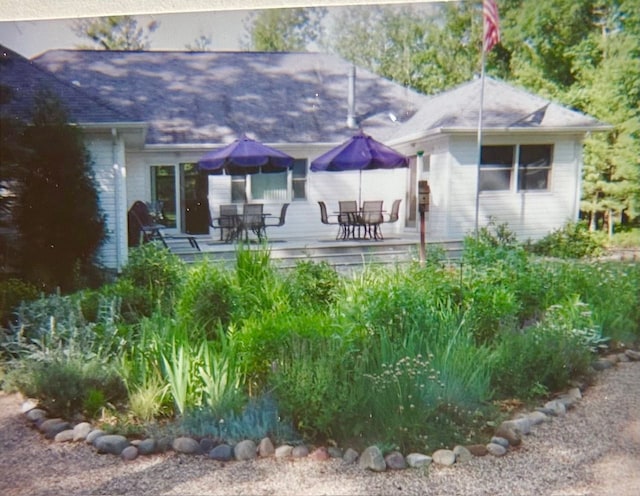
310;130;409;205
198;134;294;175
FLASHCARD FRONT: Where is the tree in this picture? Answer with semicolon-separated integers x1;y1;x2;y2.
326;3;478;95
185;34;213;52
72;16;159;50
13;92;106;290
496;0;640;230
243;7;326;51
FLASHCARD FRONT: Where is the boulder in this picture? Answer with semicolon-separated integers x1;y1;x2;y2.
625;349;640;361
432;449;456;466
358;446;386;472
490;436;510;448
234;440;257;461
21;400;39;413
592;358;615;371
137;438;158;456
209;443;233;461
453;445;472;463
172;437;201;455
406;453;432;468
72;422;92;441
466;444;488;457
121;446;139;461
544;400;567;417
486;443;507;457
309;447;330;461
292;445;309;458
343;448;359;464
95;435;130;455
199;438;215;453
86;429;106;444
328;447;343;458
40;419;72;440
385;451;407;470
493;423;522;446
526;411;549;426
25;409;47;423
275;445;293;458
54;429;75;443
258;437;275;457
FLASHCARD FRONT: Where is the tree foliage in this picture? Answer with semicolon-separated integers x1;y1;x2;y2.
243;7;326;51
13;92;106;290
327;0;640;229
72;16;159;50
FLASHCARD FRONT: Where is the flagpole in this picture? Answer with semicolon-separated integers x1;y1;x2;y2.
474;49;487;239
475;0;500;239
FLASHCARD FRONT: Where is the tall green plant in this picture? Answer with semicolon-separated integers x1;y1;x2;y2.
13;91;106;291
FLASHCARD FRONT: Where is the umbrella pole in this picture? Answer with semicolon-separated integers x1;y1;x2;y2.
358;170;362;207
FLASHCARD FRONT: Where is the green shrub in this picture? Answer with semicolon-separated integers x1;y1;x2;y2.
176;261;235;338
0;278;39;328
491;298;597;400
5;354;127;418
269;334;362;441
285;261;342;311
528;221;605;259
120;243;185;314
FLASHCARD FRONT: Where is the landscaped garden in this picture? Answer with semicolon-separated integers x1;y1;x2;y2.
1;222;639;455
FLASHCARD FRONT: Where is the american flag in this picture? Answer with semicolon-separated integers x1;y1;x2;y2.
483;0;501;52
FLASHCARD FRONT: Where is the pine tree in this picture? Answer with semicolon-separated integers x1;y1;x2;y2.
13;91;106;290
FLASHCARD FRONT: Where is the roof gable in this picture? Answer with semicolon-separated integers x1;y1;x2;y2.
394;77;608;138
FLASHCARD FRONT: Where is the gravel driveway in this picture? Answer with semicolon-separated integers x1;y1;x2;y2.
1;362;639;496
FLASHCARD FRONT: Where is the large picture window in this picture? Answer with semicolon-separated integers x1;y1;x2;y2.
480;144;552;192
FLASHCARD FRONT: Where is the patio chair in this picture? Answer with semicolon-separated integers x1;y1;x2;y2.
264;203;289;236
338;200;358;240
318;201;342;239
360;200;384;240
211;204;238;242
127;200;167;247
239;203;265;241
385;199;402;223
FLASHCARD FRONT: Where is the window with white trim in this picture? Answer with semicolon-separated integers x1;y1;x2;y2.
480;144;553;192
230;158;307;202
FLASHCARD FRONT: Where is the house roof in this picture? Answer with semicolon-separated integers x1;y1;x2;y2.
32;49;429;146
21;48;607;147
0;44;136;125
390;77;610;140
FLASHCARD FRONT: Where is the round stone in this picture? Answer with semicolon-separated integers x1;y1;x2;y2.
234;440;257;460
358;446;386;472
432;449;456;466
172;437;201;454
486;443;507;457
121;446;139;461
209;443;233;461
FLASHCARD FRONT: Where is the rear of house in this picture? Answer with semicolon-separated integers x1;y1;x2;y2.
2;46;608;270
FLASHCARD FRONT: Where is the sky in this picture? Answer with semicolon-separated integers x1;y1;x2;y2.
0;10;250;58
0;1;443;59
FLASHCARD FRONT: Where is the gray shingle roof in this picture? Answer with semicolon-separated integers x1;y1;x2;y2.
391;77;609;139
0;45;135;124
24;49;607;146
32;50;428;145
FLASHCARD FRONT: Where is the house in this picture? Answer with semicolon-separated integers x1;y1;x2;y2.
1;45;609;270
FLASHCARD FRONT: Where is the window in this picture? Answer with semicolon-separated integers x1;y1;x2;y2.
251;171;287;201
480;146;514;191
518;145;552;191
292;159;307;200
231;175;247;203
479;144;552;192
231;158;307;202
150;165;176;227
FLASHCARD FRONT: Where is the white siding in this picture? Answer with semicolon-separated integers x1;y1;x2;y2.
85;131;127;271
438;134;583;242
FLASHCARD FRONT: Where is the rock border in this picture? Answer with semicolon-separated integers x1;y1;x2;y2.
19;349;640;470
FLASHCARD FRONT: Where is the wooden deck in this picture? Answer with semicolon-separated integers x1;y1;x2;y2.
162;232;464;270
